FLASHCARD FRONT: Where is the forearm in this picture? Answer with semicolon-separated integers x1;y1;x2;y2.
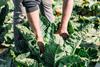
61;0;73;29
22;0;42;37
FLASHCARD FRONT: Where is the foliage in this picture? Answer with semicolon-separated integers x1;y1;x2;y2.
0;0;100;67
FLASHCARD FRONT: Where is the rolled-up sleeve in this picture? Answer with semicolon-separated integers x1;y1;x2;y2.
22;0;40;13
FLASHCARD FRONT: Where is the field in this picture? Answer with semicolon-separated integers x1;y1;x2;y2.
0;0;100;67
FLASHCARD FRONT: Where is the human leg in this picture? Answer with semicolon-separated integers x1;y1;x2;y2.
40;0;55;22
13;0;28;53
13;0;26;24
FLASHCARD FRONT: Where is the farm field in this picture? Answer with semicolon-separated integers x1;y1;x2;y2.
0;0;100;67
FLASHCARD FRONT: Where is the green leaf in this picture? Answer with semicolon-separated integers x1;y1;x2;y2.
56;55;86;67
0;0;8;7
15;52;39;67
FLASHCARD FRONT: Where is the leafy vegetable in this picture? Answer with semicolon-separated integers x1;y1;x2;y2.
0;0;100;67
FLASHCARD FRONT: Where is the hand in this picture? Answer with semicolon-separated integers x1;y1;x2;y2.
55;26;69;40
37;41;45;54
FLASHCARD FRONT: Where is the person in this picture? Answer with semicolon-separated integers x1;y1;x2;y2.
13;0;54;24
13;0;73;53
13;0;54;53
